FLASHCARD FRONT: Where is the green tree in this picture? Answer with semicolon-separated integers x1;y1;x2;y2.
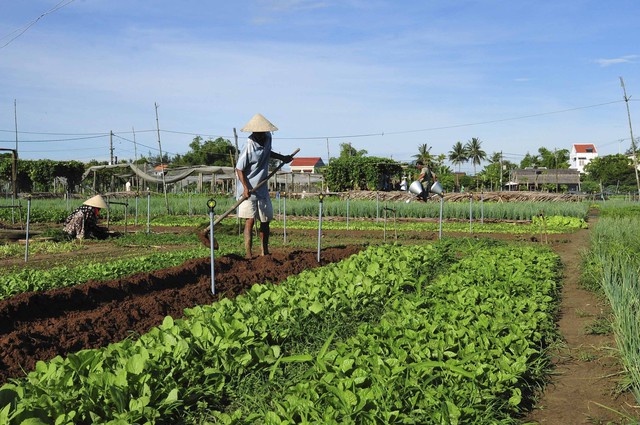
139;152;171;166
413;143;435;167
448;141;468;191
448;141;468;172
177;136;237;166
54;161;85;193
537;147;570;169
0;154;31;193
29;160;57;192
464;137;486;187
584;154;636;192
519;152;539;169
480;152;516;191
324;156;402;191
338;143;367;159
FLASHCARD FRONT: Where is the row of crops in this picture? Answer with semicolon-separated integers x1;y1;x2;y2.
0;213;586;300
0;231;245;300
1;194;589;223
0;239;562;424
583;203;640;405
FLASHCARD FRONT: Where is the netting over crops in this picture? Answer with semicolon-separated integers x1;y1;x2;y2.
83;163;325;193
82;163;236;185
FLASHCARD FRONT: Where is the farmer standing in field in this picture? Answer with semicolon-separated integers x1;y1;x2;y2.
236;113;293;258
416;159;437;200
63;194;109;239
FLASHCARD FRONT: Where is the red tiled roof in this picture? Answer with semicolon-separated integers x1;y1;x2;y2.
573;144;597;153
290;157;325;167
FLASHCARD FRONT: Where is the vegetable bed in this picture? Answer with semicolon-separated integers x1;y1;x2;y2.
0;239;561;424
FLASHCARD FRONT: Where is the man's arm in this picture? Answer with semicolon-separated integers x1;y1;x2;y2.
236;168;251;199
271;151;293;163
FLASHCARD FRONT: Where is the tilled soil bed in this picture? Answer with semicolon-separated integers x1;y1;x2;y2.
0;245;363;384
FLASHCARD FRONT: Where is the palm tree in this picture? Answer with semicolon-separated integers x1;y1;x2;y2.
464;137;487;188
448;141;468;190
448;141;468;172
413;143;434;167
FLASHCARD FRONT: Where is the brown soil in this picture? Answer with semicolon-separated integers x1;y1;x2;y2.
524;226;640;424
0;245;363;385
1;223;639;423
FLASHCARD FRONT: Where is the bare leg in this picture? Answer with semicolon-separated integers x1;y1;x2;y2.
244;218;255;258
259;221;270;256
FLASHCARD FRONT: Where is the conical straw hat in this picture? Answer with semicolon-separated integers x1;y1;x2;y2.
240;113;278;132
83;194;108;209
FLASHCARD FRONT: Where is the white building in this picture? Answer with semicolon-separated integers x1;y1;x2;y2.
570;144;598;173
289;157;326;173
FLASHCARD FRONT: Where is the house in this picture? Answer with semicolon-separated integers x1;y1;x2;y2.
570;144;598;173
508;168;581;191
153;164;169;176
290;157;325;173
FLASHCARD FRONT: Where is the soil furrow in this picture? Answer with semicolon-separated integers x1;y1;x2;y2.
0;245;363;384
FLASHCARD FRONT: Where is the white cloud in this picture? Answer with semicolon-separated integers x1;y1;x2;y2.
595;55;639;67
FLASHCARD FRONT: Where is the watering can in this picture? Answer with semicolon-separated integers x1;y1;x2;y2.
408;180;425;196
409;180;445;199
430;181;444;196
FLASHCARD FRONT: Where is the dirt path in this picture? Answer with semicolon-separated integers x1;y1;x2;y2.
525;226;639;423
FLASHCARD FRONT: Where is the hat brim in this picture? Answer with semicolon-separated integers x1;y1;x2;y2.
240;113;278;132
83;195;108;209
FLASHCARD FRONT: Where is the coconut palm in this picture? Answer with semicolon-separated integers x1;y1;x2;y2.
448;141;468;172
413;143;434;167
464;137;487;187
448;141;468;190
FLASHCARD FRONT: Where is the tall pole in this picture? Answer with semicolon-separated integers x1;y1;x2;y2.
499;151;503;191
554;148;559;192
620;77;640;197
233;127;239;163
133;126;139;190
109;130;114;165
13;100;18;202
155;102;170;213
326;138;330;164
14;99;18;152
233;128;240;197
132;126;138;162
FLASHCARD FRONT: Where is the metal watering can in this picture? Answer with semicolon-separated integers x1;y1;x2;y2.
409;180;445;198
408;180;425;196
430;181;444;196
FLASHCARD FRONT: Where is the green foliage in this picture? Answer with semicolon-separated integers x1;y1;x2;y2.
584;154;636;190
272;214;585;235
413;143;435;167
537;147;570;169
0;240;82;259
0;158;86;193
448;141;468;172
0;195;590;229
174;136;237;166
323;156;406;191
586;207;640;404
338;142;367;158
0;247;210;300
0;240;562;424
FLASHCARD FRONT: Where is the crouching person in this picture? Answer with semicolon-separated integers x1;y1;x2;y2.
63;194;109;240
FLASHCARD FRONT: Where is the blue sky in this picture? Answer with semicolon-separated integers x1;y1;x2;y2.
1;0;639;172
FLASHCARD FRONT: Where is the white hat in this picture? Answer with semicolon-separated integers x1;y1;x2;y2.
240;113;278;132
83;195;108;209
